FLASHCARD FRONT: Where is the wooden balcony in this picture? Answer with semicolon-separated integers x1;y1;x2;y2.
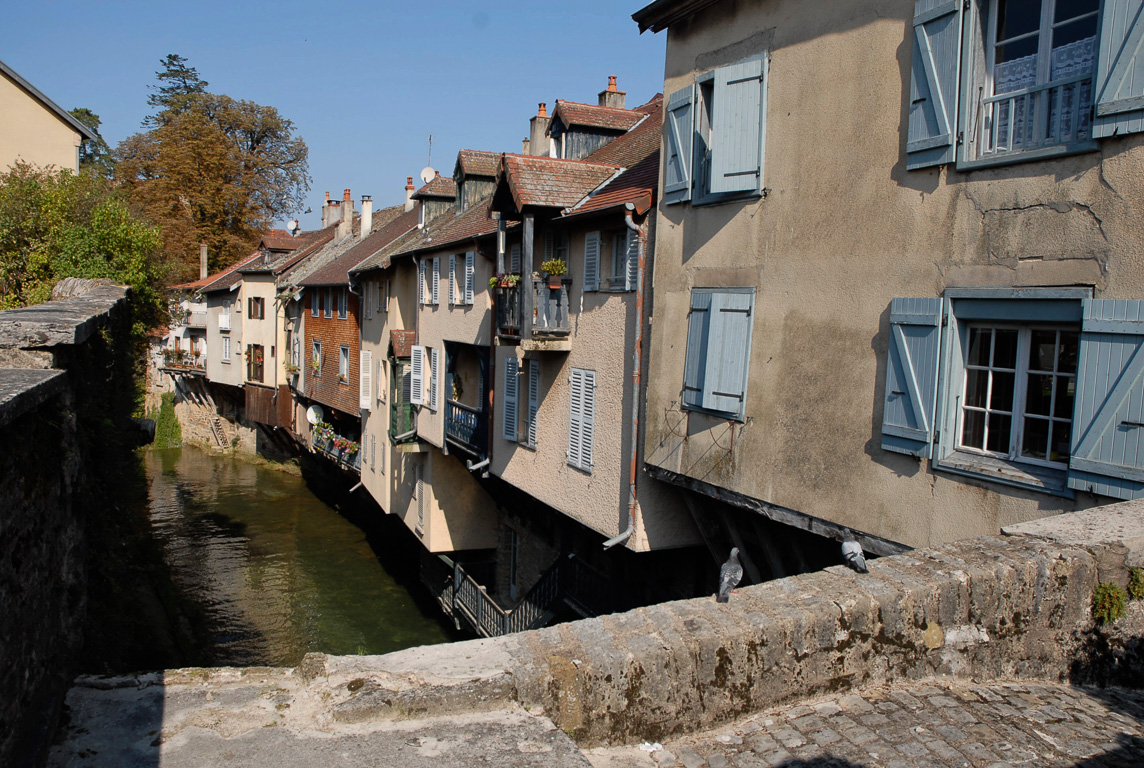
522;277;572;352
444;399;487;458
495;285;522;338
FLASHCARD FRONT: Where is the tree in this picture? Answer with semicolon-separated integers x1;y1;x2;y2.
146;54;208;123
116;91;310;279
69;107;115;178
0;162;166;332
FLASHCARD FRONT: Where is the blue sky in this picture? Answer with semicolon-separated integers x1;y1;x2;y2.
6;0;666;231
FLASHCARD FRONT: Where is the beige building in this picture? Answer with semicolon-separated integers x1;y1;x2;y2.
633;0;1144;558
0;59;95;173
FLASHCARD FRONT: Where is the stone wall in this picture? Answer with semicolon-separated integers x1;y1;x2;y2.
0;280;132;768
301;501;1144;747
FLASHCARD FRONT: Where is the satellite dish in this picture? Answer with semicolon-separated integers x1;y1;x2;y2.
306;405;324;425
419;166;435;185
286;219;298;234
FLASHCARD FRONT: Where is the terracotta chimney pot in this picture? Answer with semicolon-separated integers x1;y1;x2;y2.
608;75;617;92
538;102;547;118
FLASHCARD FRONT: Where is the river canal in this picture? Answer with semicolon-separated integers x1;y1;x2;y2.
144;447;459;667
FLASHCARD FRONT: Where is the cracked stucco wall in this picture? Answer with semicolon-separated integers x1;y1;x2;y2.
643;0;1144;550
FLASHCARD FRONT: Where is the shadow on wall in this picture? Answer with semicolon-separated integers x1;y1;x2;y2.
864;301;923;480
1067;619;1144;768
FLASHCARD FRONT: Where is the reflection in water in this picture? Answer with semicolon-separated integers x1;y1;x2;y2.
145;447;454;667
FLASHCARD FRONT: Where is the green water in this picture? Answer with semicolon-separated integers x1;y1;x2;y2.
144;447;458;667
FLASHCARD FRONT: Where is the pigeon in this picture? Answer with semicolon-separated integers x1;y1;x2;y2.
841;529;868;573
717;547;743;603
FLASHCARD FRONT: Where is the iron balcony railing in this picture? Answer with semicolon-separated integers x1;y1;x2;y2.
444;399;487;456
495;285;522;337
311;432;362;473
979;74;1093;159
531;277;572;336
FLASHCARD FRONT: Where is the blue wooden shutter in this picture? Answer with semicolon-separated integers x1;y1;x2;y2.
709;59;765;195
370;434;376;473
682;290;713;409
448;254;456;306
419;260;426;305
568;368;595;470
528;360;540;447
880;297;943;457
624;230;640;291
502;357;519;442
1094;0;1144;137
1068;299;1144;498
583;231;600;292
664;86;695;204
431;257;440;305
430;348;439;411
510;243;521;273
906;0;963;169
464;251;475;304
410;344;424;405
703;291;754;416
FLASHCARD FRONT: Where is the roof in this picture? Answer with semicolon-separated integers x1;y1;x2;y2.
455;149;501;179
319;204;420;280
581;95;662;168
631;0;724;33
561;151;659;220
497;155;621;211
199;250;265;293
550;100;644;132
413;175;456;199
366;197;498;268
0;58;98;142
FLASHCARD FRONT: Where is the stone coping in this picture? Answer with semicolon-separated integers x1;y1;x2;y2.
0;369;66;426
0;282;127;349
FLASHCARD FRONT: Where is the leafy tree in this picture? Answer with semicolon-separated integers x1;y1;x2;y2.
0;162;166;334
69;107;115;178
146;53;209;123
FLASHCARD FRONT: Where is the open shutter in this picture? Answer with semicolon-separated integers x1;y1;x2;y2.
583;231;600;292
464;251;475;304
448;254;456;306
664;85;695;204
502;357;519;442
709;58;765;194
528;360;540;447
410;344;424;405
429;347;439;411
703;291;754;416
1068;299;1144;498
906;0;963;169
359;350;372;410
510;243;522;273
1094;0;1144;137
682;290;713;409
416;464;424;530
624;230;640;291
880;297;943;457
419;260;426;305
370;434;376;473
431;257;440;305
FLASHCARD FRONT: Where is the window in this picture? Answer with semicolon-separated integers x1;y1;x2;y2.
527;359;540;448
220;303;232;331
567;368;596;472
246;344;264;382
682;288;755;420
907;0;1144;169
608;231;639;290
248;296;265;320
311;290;319;317
881;292;1144;499
360;349;373;410
664;55;767;205
338;287;348;319
324;288;333;318
312;340;322;377
222;335;231;362
339;345;350;383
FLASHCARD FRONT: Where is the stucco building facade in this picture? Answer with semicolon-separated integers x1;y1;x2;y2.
0;59;94;173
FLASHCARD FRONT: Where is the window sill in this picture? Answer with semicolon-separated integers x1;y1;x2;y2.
221;359;230;364
690;189;764;208
956;140;1097;172
935;450;1073;498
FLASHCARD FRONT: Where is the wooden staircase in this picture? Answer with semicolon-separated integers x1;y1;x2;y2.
209;416;229;448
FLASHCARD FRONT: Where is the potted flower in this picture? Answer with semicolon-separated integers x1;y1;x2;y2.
338;373;349;384
490;273;522;289
311;356;321;374
284;362;300;376
541;258;567;288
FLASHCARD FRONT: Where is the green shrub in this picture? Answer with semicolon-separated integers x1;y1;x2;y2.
1092;582;1128;625
1129;567;1144;601
150;392;181;448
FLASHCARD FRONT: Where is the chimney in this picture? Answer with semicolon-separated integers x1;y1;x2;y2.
337;188;354;240
199;242;208;280
360;195;372;241
598;75;626;110
522;137;531;154
322;191;340;229
529;102;551;157
404;176;416;212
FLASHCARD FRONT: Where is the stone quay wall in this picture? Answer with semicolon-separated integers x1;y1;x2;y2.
301;502;1144;747
0;280;132;768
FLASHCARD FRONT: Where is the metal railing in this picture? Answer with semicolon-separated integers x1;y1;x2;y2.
312;433;362;472
444;399;487;456
979;74;1092;158
495;285;522;337
532;277;572;336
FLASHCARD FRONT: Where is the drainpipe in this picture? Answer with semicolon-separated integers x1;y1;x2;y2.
604;205;646;551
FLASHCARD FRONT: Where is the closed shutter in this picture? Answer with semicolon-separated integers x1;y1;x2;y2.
410;345;424;405
503;357;519;441
682;290;713;410
906;0;963;169
416;464;424;531
360;349;372;410
528;359;540;447
419;260;426;305
568;368;595;471
880;297;943;457
449;254;456;306
377;357;384;404
583;231;600;292
624;230;640;291
664;85;695;204
429;347;439;411
370;434;376;473
510;243;522;273
1094;0;1144;138
431;257;440;305
464;251;475;304
703;291;754;415
1068;299;1144;498
709;58;765;194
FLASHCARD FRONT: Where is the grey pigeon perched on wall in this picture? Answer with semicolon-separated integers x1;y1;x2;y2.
717;547;743;603
841;529;868;573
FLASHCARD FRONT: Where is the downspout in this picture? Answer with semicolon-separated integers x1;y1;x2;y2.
603;205;646;550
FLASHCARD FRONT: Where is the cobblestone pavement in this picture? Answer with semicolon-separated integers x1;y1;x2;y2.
585;679;1144;768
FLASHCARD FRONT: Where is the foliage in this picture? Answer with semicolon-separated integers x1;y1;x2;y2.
491;273;521;289
116;56;310;282
70;107;115;178
0;162;166;334
1129;567;1144;601
541;258;567;276
149;392;183;449
1092;581;1128;625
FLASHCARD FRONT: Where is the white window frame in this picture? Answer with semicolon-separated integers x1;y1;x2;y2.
339;344;350;383
312;340;322;377
221;334;231;362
